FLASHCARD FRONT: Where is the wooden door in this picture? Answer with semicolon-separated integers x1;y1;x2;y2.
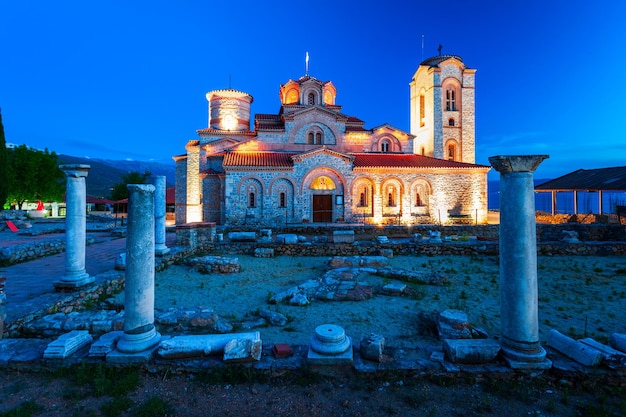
312;195;332;223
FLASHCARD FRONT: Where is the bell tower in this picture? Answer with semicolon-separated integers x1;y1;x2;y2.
409;55;476;163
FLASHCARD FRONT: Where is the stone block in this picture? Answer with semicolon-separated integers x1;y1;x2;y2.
223;338;262;362
333;230;354;243
579;337;626;368
609;333;626;354
89;331;123;357
44;330;93;359
360;333;385;362
228;231;256;242
437;309;471;339
382;282;406;295
254;248;274;258
276;234;298;244
548;329;602;366
114;253;126;270
443;339;500;364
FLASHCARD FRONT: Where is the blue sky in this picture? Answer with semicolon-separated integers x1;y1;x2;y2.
1;0;624;180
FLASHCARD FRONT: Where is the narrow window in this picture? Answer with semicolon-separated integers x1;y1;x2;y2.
416;193;422;206
308;132;314;144
359;188;368;207
420;146;425;156
279;192;286;207
248;192;255;208
446;89;456;111
387;186;395;206
419;94;425;127
308;93;315;105
448;144;456;161
449;118;455;126
381;139;390;153
315;132;322;144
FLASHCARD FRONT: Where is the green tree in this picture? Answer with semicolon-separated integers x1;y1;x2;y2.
6;145;65;209
109;171;152;201
0;109;10;210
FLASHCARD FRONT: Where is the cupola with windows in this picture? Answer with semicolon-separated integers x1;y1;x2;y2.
206;89;253;132
279;77;336;107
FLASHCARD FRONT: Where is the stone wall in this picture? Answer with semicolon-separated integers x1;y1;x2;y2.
0;239;65;266
214;223;625;242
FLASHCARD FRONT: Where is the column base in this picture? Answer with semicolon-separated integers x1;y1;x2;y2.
155;245;170;256
500;342;552;370
116;326;161;354
54;271;94;290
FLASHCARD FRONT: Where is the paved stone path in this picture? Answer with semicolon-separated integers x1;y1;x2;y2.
0;231;176;323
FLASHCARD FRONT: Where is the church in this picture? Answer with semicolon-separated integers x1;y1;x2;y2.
174;54;489;227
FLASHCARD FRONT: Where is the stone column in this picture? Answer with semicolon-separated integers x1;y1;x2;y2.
489;155;551;369
55;164;94;289
116;184;161;354
152;176;170;255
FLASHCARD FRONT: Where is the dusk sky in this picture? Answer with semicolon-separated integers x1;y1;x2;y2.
1;1;624;180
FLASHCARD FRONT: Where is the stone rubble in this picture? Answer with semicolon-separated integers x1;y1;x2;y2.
186;256;241;274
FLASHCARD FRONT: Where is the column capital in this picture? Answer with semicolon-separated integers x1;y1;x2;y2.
488;155;549;174
127;184;155;193
60;164;90;178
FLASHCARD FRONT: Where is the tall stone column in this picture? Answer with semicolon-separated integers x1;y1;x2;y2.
116;184;161;354
153;176;170;255
489;155;551;369
55;164;94;289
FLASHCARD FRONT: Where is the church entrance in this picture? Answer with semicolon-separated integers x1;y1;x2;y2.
312;195;333;222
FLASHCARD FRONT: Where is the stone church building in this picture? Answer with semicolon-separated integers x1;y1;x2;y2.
174;54;489;226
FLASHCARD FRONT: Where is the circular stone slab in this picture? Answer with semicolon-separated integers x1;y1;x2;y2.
310;324;351;355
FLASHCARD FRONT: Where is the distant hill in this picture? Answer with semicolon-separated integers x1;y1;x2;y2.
57;155;176;199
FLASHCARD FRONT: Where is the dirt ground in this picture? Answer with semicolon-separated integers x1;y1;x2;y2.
1;365;625;416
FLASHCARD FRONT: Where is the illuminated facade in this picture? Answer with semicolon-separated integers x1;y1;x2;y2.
174;55;489;226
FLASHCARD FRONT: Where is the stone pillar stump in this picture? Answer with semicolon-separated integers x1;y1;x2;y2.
55;164;94;290
489;155;552;369
115;184;161;355
153;175;170;255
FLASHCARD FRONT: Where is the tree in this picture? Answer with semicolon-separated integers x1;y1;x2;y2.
109;171;152;201
0;109;10;210
6;145;65;209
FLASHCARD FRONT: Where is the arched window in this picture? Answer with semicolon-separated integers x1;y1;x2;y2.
279;192;286;207
315;132;322;144
381;139;391;153
359;192;365;206
448;118;455;126
358;187;369;207
446;88;456;111
420;146;425;156
447;143;456;161
308;132;314;144
248;192;256;208
416;193;422;206
308;92;315;105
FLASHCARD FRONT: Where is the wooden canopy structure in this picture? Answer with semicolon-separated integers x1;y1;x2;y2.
535;166;626;216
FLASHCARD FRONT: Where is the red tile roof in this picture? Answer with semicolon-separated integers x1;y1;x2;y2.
223;151;296;168
255;114;284;130
220;150;488;169
352;153;489;169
